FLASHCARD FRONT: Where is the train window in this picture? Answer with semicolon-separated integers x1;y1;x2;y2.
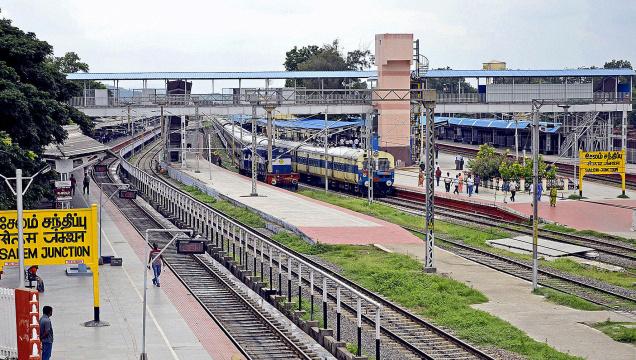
377;158;390;171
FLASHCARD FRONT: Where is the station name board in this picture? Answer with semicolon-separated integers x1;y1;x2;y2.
579;150;625;175
0;207;98;270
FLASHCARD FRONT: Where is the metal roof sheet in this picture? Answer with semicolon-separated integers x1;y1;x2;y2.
256;119;363;130
44;125;108;158
67;71;377;81
433;116;561;132
66;68;634;81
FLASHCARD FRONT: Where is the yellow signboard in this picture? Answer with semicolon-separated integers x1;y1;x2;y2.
0;206;98;269
0;206;101;320
579;150;626;195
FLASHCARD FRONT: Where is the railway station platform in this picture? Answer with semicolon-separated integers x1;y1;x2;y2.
381;244;636;360
396;151;636;236
0;174;241;360
170;158;422;246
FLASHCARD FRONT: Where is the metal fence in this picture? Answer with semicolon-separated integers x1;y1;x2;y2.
0;288;17;359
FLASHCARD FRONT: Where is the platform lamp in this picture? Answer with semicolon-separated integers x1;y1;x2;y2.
0;164;51;287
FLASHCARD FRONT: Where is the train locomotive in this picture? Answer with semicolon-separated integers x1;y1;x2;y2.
217;118;395;195
239;146;300;188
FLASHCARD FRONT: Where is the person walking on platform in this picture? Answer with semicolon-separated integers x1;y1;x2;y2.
453;175;459;194
474;174;480;194
466;175;474;197
502;180;510;204
550;186;558;207
435;166;442;187
509;180;517;202
149;243;163;287
536;182;543;202
70;174;76;196
444;172;451;193
40;306;53;360
417;170;424;187
457;173;464;193
82;172;90;195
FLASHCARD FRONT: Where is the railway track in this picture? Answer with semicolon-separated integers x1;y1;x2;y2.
296;183;636;310
128;140;495;359
382;196;636;266
94;155;321;360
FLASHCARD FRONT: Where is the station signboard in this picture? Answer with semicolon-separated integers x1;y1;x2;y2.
94;164;108;173
578;150;626;195
118;189;138;199
175;239;207;254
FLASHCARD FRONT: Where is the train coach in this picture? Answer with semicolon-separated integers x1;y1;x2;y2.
216;117;395;195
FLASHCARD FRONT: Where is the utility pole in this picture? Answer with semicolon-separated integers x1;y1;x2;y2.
531;101;540;290
208;133;213;180
250;105;258;196
514;116;519;161
127;104;131;135
366;113;374;204
265;105;275;173
423;102;436;272
181;115;187;168
160;104;166;162
419;105;425;164
324;111;329;193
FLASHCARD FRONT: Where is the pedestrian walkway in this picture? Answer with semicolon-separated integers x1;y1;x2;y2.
383;243;636;360
169;158;421;246
0;173;241;360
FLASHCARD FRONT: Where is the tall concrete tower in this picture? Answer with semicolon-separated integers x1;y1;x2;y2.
374;33;413;166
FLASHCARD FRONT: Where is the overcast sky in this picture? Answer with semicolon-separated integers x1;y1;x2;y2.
2;0;634;90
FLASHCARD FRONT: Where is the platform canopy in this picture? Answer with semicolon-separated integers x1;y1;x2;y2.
434;116;561;133
44;125;108;158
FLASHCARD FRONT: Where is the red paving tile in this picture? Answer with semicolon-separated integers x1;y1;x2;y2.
505;200;636;232
99;191;242;360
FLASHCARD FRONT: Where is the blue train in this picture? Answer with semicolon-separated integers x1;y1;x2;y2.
239;146;300;188
219;119;395;195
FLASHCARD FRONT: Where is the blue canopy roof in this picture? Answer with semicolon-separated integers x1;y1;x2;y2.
433;116;560;133
229;115;363;130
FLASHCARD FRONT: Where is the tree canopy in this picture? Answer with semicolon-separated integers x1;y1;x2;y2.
468;144;556;181
283;40;371;88
0;15;93;209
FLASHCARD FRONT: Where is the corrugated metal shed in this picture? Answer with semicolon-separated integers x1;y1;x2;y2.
66;68;634;81
44;125;108;158
257;119;363;130
433;116;560;133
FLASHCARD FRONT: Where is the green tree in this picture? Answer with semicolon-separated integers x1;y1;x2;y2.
283;40;371;89
467;144;503;180
0;15;93;209
425;67;477;94
603;59;632;69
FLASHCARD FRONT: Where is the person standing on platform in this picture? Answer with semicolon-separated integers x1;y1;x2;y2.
82;173;90;195
537;182;543;202
466;174;474;197
418;170;424;187
509;180;517;202
444;172;451;193
40;306;53;360
453;175;459;194
150;243;163;287
434;144;439;159
454;155;460;170
474;174;480;194
460;156;465;170
458;173;464;194
435;166;442;187
550;186;558;207
70;174;76;196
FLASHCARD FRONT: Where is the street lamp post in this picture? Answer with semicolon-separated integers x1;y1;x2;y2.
0;165;51;287
140;229;192;360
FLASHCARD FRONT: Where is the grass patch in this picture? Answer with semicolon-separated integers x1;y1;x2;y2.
272;231;580;360
592;320;636;344
290;296;323;324
181;185;266;228
542;223;577;233
533;287;603;311
542;224;636;247
567;194;586;200
542;258;636;290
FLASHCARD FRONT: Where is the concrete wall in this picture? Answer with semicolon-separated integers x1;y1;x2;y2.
374;33;413;166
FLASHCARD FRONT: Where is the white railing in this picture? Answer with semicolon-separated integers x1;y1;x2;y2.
0;288;17;359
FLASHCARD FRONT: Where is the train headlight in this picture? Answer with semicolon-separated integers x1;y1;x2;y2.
386;180;393;187
271;179;277;186
364;180;370;187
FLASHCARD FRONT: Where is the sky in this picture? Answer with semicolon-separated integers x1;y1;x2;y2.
2;0;635;90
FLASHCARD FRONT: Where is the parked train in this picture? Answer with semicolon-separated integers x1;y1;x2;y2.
216;118;395;195
239;146;300;188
